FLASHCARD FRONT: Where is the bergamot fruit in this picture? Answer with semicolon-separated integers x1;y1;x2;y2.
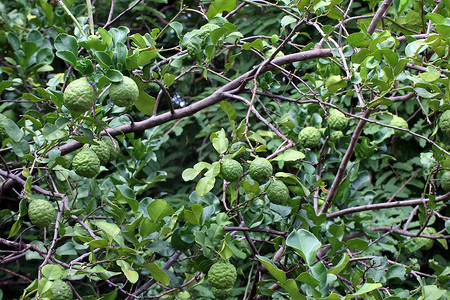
390;115;408;136
212;287;233;299
177;291;191;300
299;126;321;148
439;110;450;136
328;109;348;130
266;180;290;205
229;142;250;161
102;136;119;160
83;140;111;165
330;130;344;143
109;76;139;107
221;159;243;182
0;113;7;140
63;78;95;113
249;157;273;184
50;279;73;300
208;259;237;289
72;150;100;178
441;171;450;192
28;199;56;228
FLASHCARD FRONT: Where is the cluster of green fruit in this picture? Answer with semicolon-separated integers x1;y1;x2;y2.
207;259;237;299
220;142;291;205
69;136;118;178
63;75;139;113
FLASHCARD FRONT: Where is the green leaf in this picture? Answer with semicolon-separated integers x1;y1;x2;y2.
280;279;306;300
163;73;176;87
182;168;202;181
286;229;322;266
196;176;216;197
3;119;23;142
134;90;156;115
344;283;382;299
105;70;123;82
211;128;229;154
346;238;368;250
41;265;62;280
117;260;139;284
137;49;158;66
256;255;286;283
328;253;349;275
296;272;320;287
220;101;237;120
147;199;175;222
144;262;170;286
184;204;203;226
206;0;236;20
326;75;347;92
54;33;78;55
273;149;305;161
95;51;113;69
96;221;121;243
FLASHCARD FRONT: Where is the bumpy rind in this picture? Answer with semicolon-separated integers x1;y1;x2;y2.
208;260;237;289
0;114;7;140
390;116;408;136
441;171;450;192
63;78;95;113
299;126;321;148
109;76;139;107
330;130;344;143
229;142;250;161
212;287;233;299
328;109;348;130
50;280;73;300
72;150;100;178
83;140;111;165
221;159;243;182
102;136;119;160
249;157;273;184
439;110;450;136
28;199;56;228
267;180;290;204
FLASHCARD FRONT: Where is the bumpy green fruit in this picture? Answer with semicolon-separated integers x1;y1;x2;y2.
221;159;243;182
102;136;119;160
229;142;250;161
109;76;139;107
28;199;56;228
330;130;344;143
63;78;95;113
266;180;290;205
0;113;7;140
417;227;436;251
72;150;100;178
212;287;233;299
441;171;450;192
83;140;111;165
249;157;273;184
208;259;237;289
439;110;450;136
50;280;73;300
328;109;348;130
299;126;321;148
390;115;408;136
177;291;191;300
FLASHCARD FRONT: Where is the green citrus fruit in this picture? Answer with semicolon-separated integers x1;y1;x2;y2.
208;259;237;289
390;115;408;136
198;23;220;39
417;227;436;251
50;279;73;300
212;287;233;299
329;130;344;143
441;171;450;192
299;126;321;148
83;140;111;165
28;199;56;228
72;150;100;178
328;109;348;130
63;78;95;113
229;142;250;161
102;136;119;160
266;180;290;205
221;159;243;182
109;76;139;107
439;110;450;136
0;113;7;140
177;291;191;300
249;157;273;184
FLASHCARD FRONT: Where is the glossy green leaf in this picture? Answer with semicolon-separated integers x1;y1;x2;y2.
256;255;286;282
144;262;170;286
286;229;321;266
147;199;175;222
328;253;349;275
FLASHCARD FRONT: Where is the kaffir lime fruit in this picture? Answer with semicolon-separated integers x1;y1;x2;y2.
102;136;119;160
0;113;7;140
229;142;250;161
63;78;95;113
177;291;191;300
28;199;56;228
328;109;348;130
249;157;273;184
72;150;100;178
208;259;237;289
330;130;344;143
109;76;139;107
417;227;436;251
221;159;243;182
390;115;408;136
299;126;321;148
212;287;233;299
266;180;290;205
83;140;111;165
439;110;450;136
441;171;450;192
50;280;73;300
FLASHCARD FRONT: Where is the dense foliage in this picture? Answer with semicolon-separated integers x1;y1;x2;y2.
0;0;449;299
